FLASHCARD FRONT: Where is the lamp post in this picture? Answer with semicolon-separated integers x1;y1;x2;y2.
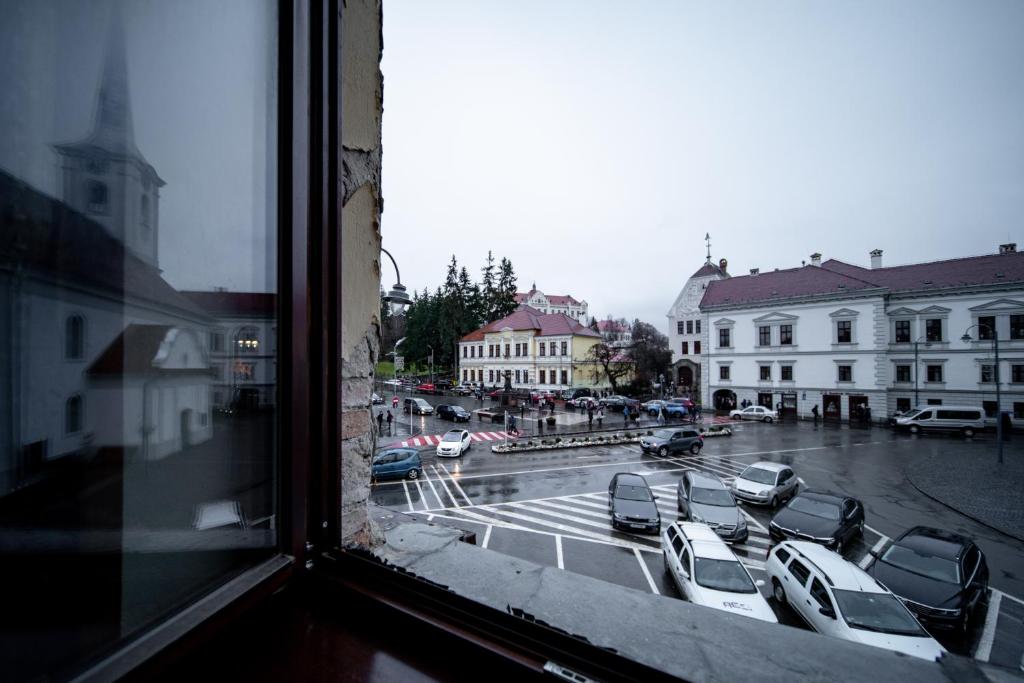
380;248;412;315
962;324;1002;464
427;345;434;386
912;335;932;407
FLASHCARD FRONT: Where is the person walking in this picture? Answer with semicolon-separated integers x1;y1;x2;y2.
597;405;604;428
392;395;399;411
376;411;384;432
386;410;393;435
588;408;594;430
657;405;666;425
623;404;630;425
811;404;819;424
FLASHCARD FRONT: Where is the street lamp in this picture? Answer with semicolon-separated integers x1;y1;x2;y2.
380;248;412;315
912;335;931;407
427;345;434;385
962;324;1003;464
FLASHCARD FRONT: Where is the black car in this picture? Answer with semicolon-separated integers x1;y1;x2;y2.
608;473;660;534
768;491;864;553
868;526;988;633
436;404;471;422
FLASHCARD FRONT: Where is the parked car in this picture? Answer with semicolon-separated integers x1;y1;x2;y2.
769;491;865;554
893;406;986;437
663;401;690;418
639;427;703;457
487;389;504;399
436;404;471;422
436;429;471;458
729;405;777;422
414;382;436;394
868;527;988;634
641;399;666;415
570;396;599;409
677;471;748;544
403;397;434;415
608;473;660;533
663;522;774;622
371;392;383;405
371;447;422;481
563;388;592;401
731;461;799;508
451;384;474;396
382;379;401;388
767;541;946;661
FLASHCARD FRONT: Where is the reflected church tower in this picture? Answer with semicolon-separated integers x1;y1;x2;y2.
53;6;164;269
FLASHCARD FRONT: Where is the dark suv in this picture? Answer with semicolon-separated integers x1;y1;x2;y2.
639;427;703;456
608;473;660;534
768;490;864;554
436;404;471;422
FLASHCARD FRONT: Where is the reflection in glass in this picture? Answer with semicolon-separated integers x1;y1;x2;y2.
0;1;277;680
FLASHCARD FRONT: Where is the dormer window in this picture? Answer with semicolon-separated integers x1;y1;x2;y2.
87;180;108;213
141;194;150;228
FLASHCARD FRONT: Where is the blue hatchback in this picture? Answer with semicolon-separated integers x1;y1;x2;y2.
372;447;422;481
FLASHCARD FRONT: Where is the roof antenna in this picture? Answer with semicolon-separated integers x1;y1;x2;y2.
705;232;711;264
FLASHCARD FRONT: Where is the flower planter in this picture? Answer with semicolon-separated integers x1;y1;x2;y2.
492;434;642;454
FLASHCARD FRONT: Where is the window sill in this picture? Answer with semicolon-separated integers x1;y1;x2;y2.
924;382;946;388
831;343;858;350
836;381;856;386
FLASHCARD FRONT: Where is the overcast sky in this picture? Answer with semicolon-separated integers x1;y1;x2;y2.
381;0;1024;327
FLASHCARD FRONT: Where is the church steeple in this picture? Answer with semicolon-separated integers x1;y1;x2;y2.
53;2;164;269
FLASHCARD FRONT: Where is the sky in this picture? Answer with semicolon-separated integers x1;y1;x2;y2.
380;0;1024;327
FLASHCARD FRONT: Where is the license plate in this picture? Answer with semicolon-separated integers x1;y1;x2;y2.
629;523;645;529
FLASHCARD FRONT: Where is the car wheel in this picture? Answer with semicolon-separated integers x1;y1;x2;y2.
732;414;740;420
772;579;787;605
407;468;420;480
764;417;773;423
690;443;701;455
963;427;975;438
770;495;778;509
910;424;920;434
658;446;669;457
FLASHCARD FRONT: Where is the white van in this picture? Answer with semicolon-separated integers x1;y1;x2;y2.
894;405;985;437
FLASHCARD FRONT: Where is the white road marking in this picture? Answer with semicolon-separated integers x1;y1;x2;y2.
976;591;1003;662
476;506;661;553
561;497;609;511
556;535;564;569
427;514;434;521
510;502;636;535
477;432;495;441
439;462;473;506
482;524;492;549
414;480;428;510
740;508;770;533
431;465;461;508
469;433;484;442
529;499;612;521
421;468;445;508
994;588;1024;606
402;481;413;512
859;538;886;570
743;535;771;548
635;548;660;595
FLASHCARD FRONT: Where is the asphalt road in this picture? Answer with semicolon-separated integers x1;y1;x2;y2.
370;418;1024;671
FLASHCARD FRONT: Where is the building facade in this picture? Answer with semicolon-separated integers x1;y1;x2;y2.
458;305;604;391
515;284;588;321
701;247;1024;423
667;257;730;398
597;318;632;347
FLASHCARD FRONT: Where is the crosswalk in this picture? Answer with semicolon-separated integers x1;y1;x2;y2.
395;430;510;447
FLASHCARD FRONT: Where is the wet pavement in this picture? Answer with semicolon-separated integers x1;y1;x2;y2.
369;418;1024;672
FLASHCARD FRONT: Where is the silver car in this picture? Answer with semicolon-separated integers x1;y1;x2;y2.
677;471;748;543
730;461;799;508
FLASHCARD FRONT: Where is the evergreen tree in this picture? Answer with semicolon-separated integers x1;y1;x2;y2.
480;250;497;322
495;257;518;318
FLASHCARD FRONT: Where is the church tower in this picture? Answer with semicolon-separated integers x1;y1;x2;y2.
53;6;164;269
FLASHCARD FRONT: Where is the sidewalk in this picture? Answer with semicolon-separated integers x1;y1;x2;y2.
904;449;1024;542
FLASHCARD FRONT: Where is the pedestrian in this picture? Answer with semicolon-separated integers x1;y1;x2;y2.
392;395;399;410
864;405;872;425
597;405;604;427
588;409;594;430
811;404;819;424
386;410;393;435
376;411;383;432
694;404;702;422
776;402;783;422
657;406;666;425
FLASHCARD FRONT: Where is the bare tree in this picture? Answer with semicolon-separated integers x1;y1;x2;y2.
586;342;633;394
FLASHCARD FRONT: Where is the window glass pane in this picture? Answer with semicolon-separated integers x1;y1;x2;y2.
0;3;278;679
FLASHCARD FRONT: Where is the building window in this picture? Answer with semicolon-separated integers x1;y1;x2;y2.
478;345;483;357
758;326;771;346
86;179;108;213
1012;315;1024;340
515;370;521;383
677;321;684;334
561;341;567;355
681;341;688;355
838;365;853;382
463;369;468;381
978;316;995;340
235;326;259;353
759;366;771;381
549;341;556;356
925;318;943;342
983;400;998;417
463;346;468;358
981;365;995;383
1016;403;1024;419
695;320;701;334
895;365;911;382
65;314;85;359
894;320;910;343
927;398;943;406
836;320;852;344
539;370;546;384
489;370;494;382
1013;365;1024;383
780;324;792;345
561;370;568;384
781;365;793;381
718;328;730;348
694;341;700;354
471;346;476;358
926;365;943;382
210;331;224;353
686;320;693;334
896;397;911;413
65;395;83;434
539;343;545;356
719;366;730;380
504;343;510;357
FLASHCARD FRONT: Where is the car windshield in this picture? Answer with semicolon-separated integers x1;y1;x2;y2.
442;431;463;441
786;497;840;520
901;409;923;419
652;429;676;440
691;486;734;506
614;484;653;502
832;590;928;636
693;557;757;593
880;544;960;584
739;467;777;485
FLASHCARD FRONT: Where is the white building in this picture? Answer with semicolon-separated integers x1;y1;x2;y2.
700;246;1024;423
666;257;730;397
515;284;589;322
597;318;632;348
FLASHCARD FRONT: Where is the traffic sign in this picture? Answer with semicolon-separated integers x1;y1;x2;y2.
394;356;404;371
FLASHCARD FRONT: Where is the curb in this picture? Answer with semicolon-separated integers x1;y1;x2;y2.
904;470;1024;544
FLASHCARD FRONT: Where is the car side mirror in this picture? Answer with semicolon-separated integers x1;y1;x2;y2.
755;579;765;587
819;606;836;619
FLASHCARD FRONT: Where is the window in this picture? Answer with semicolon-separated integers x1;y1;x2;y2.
549;341;556;356
810;578;833;612
539;343;545;356
695;320;701;334
1013;365;1024;383
65;315;85;359
983;400;998;418
1015;403;1024;419
838;365;852;382
836;320;852;343
718;328;730;348
981;365;994;383
236;326;260;353
926;400;942;406
670;530;685;556
686;320;693;334
694;341;700;354
463;369;468;381
65;395;83;434
927;365;943;382
471;346;476;358
780;324;792;345
896;398;911;413
505;343;510;357
788;559;811;585
561;341;567;355
539;370;546;384
677;321;684;334
781;365;793;381
894;320;910;343
774;547;791;564
478;344;483;357
758;326;770;346
681;341;688;355
978;316;995;340
463;346;468;358
925;318;942;342
561;370;568;385
759;366;771;381
895;365;911;382
489;370;495;382
719;366;730;380
679;547;691;577
210;331;224;353
86;180;108;213
1013;315;1024;340
515;370;521;383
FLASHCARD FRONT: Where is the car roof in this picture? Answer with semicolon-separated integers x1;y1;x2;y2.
677;523;738;560
442;429;465;438
745;461;788;472
614;473;649;487
781;541;883;592
375;447;418;458
686;471;727;490
896;527;969;559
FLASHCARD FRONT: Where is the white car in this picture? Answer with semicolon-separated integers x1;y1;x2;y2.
766;541;946;661
436;429;471;457
662;521;777;623
729;405;778;422
731;461;800;508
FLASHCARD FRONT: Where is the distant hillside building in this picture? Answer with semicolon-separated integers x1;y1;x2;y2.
515;284;588;322
597;319;632;348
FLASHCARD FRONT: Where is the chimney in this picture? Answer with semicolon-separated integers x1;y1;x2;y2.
719;258;728;272
810;253;822;267
749;268;759;276
870;249;883;269
1000;243;1017;254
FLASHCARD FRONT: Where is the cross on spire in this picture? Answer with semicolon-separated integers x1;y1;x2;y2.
705;233;711;264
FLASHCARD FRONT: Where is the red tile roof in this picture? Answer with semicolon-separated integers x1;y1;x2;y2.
691;261;728;279
460;305;601;341
182;290;276;317
701;265;878;307
514;290;581;306
597;320;630;333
